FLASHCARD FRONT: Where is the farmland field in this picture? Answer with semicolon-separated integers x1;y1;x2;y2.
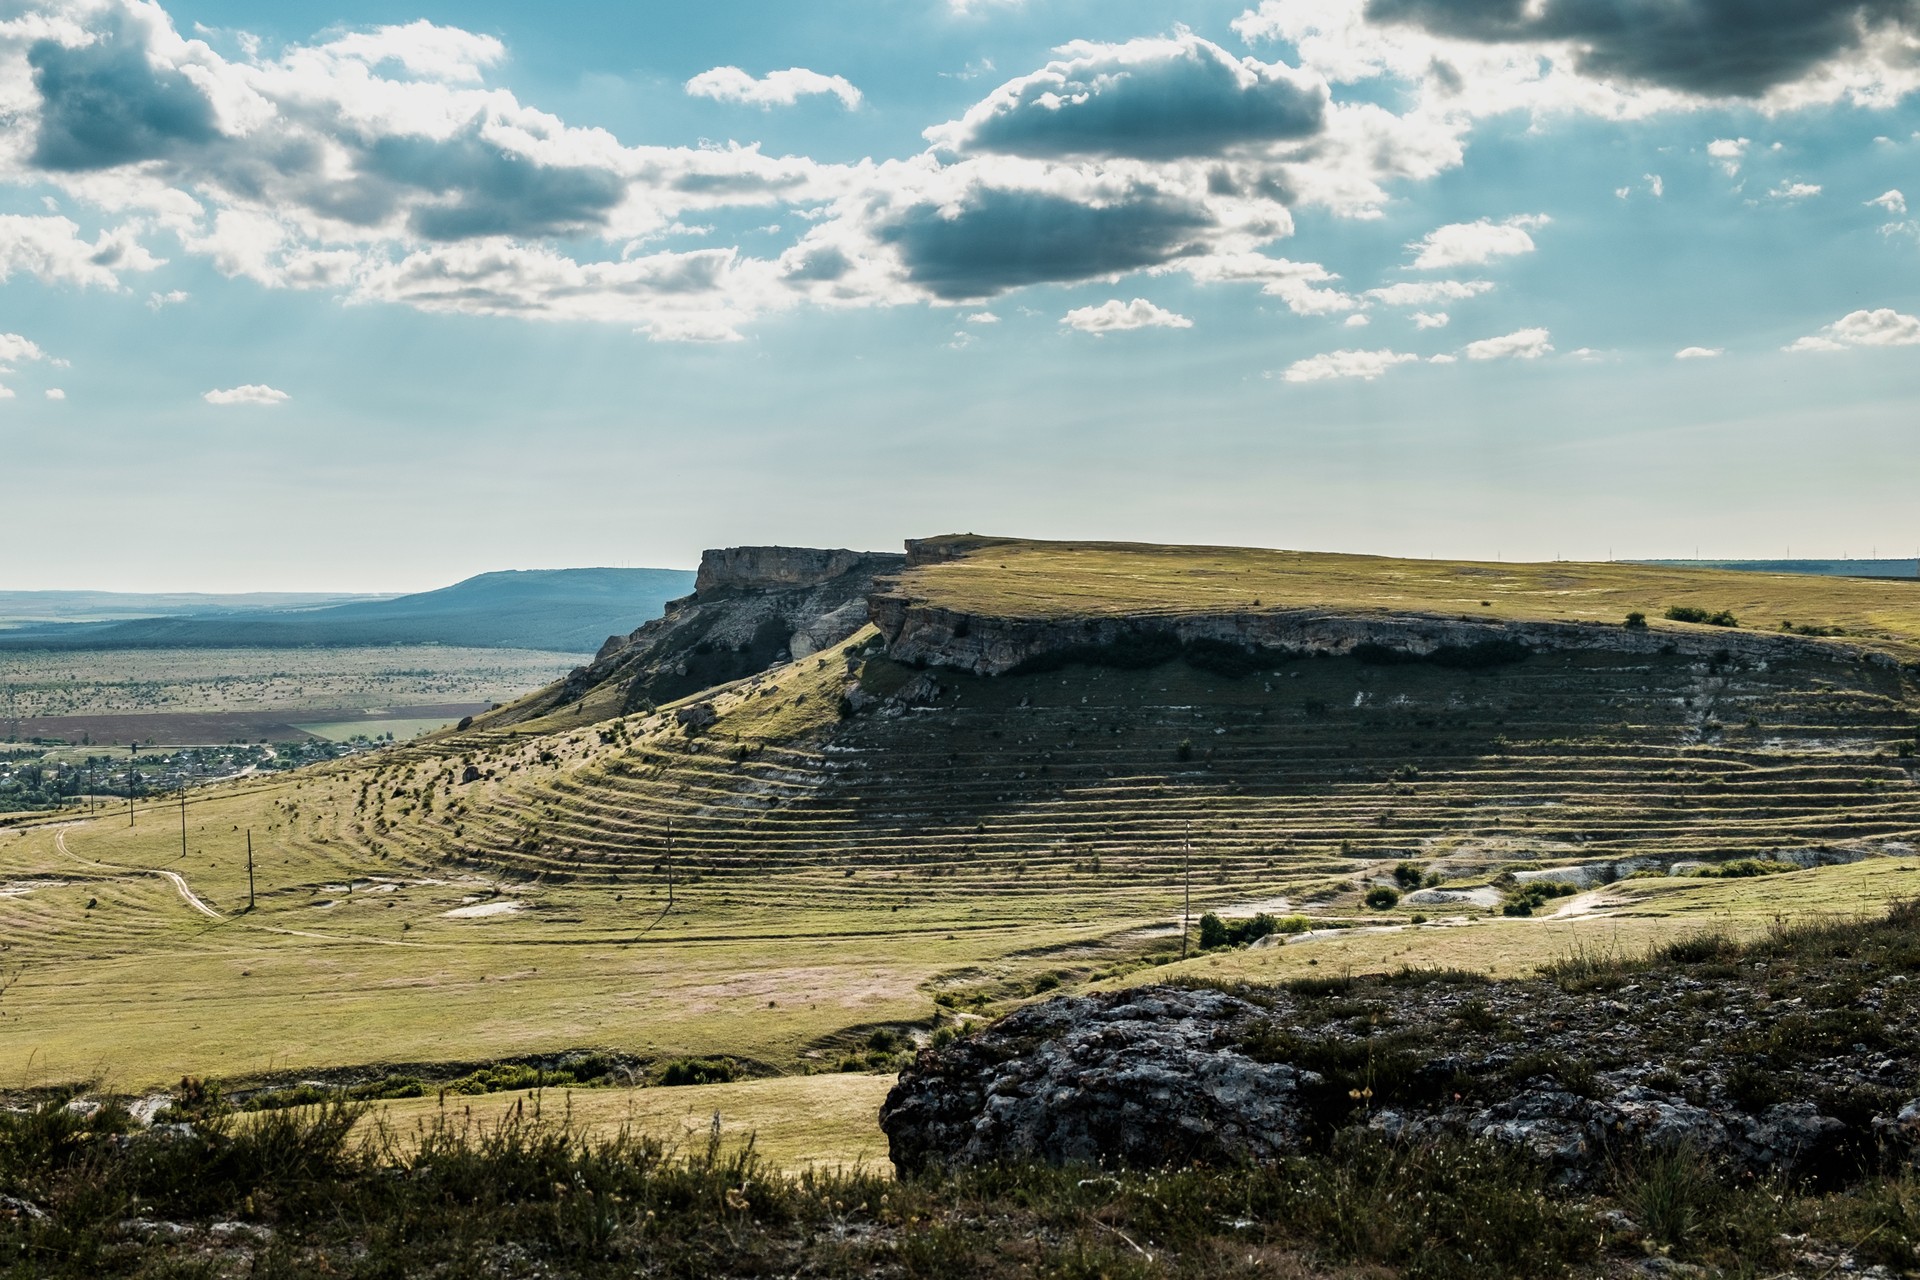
0;646;583;745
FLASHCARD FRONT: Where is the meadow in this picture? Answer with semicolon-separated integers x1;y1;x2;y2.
897;536;1920;660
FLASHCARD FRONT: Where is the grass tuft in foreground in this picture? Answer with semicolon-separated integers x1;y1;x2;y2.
3;1081;1918;1276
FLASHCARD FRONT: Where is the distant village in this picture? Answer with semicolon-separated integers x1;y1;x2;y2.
0;736;385;814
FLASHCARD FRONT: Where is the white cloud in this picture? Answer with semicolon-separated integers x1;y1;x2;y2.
203;384;291;406
1868;190;1908;214
1464;327;1553;360
1769;181;1822;200
1786;308;1920;352
1408;215;1549;270
1675;346;1723;359
1614;185;1632;200
44;388;66;400
1644;173;1664;197
1169;255;1358;316
0;333;51;371
0;216;164;290
1412;311;1448;329
1061;298;1194;334
0;384;13;400
318;20;504;82
3;0;1911;352
147;290;190;309
1282;347;1418;382
685;66;863;110
1364;279;1494;307
1343;313;1370;327
1708;138;1749;176
964;311;1000;324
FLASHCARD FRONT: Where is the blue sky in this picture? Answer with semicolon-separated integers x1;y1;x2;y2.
2;0;1917;590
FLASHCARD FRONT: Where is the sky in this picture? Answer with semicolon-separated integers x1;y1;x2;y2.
1;0;1918;591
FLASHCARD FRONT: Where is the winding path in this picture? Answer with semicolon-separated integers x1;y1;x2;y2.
50;825;426;948
56;827;222;919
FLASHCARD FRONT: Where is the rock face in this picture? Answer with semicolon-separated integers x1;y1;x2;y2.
695;547;895;595
868;596;1892;680
484;546;904;729
870;536;1899;679
884;945;1920;1183
881;988;1319;1176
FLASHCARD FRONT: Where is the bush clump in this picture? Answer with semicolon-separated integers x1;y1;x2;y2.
1364;886;1401;910
650;1056;744;1087
1665;605;1739;627
1695;859;1796;878
1198;911;1310;949
1500;880;1580;917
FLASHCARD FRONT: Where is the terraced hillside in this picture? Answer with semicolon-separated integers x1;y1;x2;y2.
360;628;1919;914
4;536;1918;1092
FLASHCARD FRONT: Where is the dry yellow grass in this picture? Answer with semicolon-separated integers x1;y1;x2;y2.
898;536;1920;660
364;1073;895;1173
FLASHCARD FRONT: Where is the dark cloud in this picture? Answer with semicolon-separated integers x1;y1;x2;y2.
954;38;1326;160
363;132;626;240
879;187;1213;299
29;21;218;171
1365;0;1919;97
783;245;852;282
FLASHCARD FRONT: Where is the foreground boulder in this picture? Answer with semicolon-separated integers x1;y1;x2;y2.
884;919;1920;1183
881;988;1318;1175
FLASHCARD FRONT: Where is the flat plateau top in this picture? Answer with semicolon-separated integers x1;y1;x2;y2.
893;535;1920;659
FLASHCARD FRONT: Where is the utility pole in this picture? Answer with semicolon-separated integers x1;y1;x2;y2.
179;790;187;860
246;829;255;911
1181;821;1192;961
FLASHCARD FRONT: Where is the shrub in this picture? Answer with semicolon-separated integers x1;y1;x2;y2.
1665;605;1739;627
1500;880;1580;917
1176;738;1194;762
650;1056;743;1087
1392;861;1426;890
1695;858;1795;878
1365;886;1401;910
1624;611;1648;629
1199;911;1303;949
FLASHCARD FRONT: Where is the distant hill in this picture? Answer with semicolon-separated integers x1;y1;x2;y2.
1633;559;1920;579
0;568;695;654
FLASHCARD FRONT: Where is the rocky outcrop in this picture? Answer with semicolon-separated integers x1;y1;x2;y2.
480;546;903;729
696;547;900;595
884;924;1920;1182
881;988;1319;1175
868;595;1897;678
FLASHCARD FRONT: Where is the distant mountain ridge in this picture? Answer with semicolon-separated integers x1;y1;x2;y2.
0;568;695;654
